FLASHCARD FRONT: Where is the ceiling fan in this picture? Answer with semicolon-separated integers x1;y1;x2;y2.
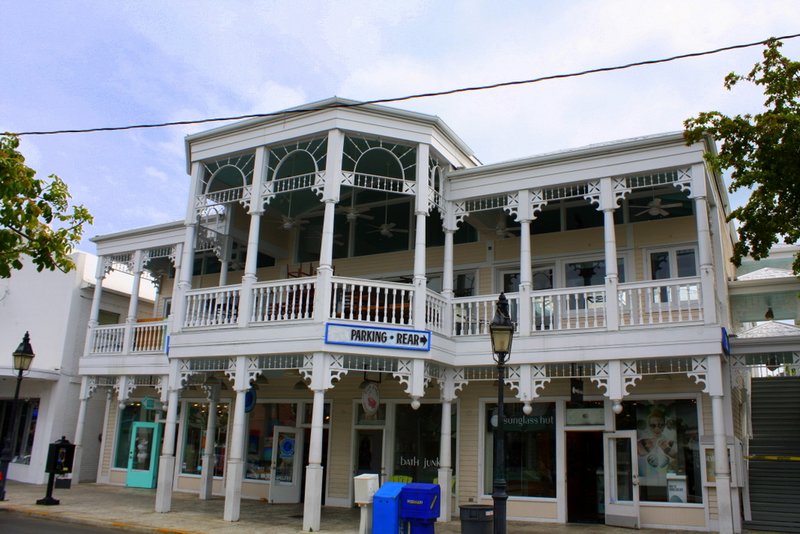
495;214;521;238
337;205;374;223
280;214;308;231
369;222;409;238
631;197;683;217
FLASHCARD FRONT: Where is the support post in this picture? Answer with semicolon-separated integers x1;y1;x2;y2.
224;357;251;521
155;365;181;513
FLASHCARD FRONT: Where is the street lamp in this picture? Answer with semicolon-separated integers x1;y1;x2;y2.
0;332;36;501
489;293;513;534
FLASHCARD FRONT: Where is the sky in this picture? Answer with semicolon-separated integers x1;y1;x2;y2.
2;1;799;254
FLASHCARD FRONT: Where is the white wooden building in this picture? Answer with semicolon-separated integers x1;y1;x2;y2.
77;98;745;532
0;251;152;485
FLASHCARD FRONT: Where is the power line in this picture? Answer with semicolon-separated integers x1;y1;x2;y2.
6;32;800;137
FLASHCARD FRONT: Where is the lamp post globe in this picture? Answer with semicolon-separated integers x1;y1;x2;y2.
0;332;36;501
489;294;513;534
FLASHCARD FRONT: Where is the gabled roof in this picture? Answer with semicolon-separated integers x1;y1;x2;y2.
738;320;800;338
738;267;795;281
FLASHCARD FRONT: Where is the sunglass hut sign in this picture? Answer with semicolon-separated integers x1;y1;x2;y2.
325;323;431;351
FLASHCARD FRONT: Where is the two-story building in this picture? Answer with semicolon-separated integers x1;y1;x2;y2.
77;98;742;532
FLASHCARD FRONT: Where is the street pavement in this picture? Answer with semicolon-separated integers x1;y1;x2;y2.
0;480;776;533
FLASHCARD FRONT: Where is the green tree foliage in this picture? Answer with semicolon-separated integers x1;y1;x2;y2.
0;134;93;277
685;39;800;275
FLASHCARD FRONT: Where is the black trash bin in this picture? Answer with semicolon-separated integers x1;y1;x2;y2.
459;504;493;534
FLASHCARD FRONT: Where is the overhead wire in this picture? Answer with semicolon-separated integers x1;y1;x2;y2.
5;32;800;137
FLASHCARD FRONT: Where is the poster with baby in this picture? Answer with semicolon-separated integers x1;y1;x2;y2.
636;403;678;488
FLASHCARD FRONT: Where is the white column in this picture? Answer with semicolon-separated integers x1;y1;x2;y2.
437;397;453;521
303;387;326;532
155;363;181;512
84;258;107;355
122;250;144;351
224;357;250;521
70;376;93;485
518;217;532;336
691;164;717;324
708;355;734;533
596;178;621;331
442;228;455;332
237;148;266;328
199;382;220;500
314;130;343;323
412;143;430;331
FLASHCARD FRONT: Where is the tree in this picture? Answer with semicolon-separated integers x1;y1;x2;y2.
685;39;800;275
0;134;93;277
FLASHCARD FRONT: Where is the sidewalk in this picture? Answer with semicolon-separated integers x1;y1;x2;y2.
0;480;756;534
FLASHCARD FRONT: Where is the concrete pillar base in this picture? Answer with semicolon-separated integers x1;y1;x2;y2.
154;455;176;513
199;453;214;500
224;460;244;521
437;468;452;521
303;464;324;532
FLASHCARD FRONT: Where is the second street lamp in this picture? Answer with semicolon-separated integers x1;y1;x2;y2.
489;293;513;534
0;331;36;501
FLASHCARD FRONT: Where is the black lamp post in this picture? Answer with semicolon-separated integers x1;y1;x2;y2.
0;332;36;501
489;293;513;534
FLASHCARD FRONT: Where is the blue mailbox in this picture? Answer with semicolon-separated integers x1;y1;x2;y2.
373;481;408;534
399;483;440;534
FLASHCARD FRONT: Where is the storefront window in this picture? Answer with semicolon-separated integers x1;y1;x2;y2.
0;398;38;464
393;403;457;483
245;403;296;481
113;403;159;469
616;399;702;503
484;402;556;498
181;402;229;476
302;402;332;425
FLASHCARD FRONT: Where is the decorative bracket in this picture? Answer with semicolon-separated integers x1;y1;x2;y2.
300;353;348;391
438;368;467;402
687;356;709;393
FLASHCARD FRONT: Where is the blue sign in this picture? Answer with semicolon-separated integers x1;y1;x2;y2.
244;386;257;413
279;436;295;459
325;323;431;351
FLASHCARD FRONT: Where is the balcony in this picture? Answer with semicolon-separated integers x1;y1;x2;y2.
85;275;705;358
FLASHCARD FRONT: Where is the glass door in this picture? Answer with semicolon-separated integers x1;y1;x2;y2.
126;422;162;488
269;426;304;503
604;430;639;528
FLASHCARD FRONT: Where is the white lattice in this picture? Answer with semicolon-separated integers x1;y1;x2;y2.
530;188;549;220
583;180;601;208
612;177;631;207
531;364;551;397
392;359;414;394
590;361;610;393
622;360;642;394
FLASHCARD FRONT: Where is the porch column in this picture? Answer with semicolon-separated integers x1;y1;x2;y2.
437;369;463;522
412;143;430;330
442;227;455;332
238;146;267;329
708;355;734;534
84;257;107;355
172;161;204;333
199;381;221;500
303;388;326;531
224;356;254;521
315;129;344;322
155;361;182;512
597;178;621;330
690;163;717;324
122;250;144;352
517;190;533;336
70;376;95;485
303;352;345;532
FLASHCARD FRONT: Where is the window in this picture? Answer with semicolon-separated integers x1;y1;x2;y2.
615;399;702;503
180;402;229;476
565;258;625;287
0;398;39;464
393;403;457;483
500;266;554;293
428;271;476;297
245;403;297;481
113;403;160;468
483;402;556;498
648;247;698;302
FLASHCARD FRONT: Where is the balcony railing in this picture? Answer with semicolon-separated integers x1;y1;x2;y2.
619;277;703;326
86;275;709;356
184;286;241;328
330;277;413;326
252;278;316;323
530;285;607;332
452;293;520;336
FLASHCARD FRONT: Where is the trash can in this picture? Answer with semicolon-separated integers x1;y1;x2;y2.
459;504;493;534
373;481;408;534
400;483;440;534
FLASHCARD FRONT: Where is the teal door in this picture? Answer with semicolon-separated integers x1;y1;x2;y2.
127;422;162;488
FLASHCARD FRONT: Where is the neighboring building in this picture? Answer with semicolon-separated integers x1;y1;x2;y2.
727;246;800;533
78;98;744;532
0;251;153;485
